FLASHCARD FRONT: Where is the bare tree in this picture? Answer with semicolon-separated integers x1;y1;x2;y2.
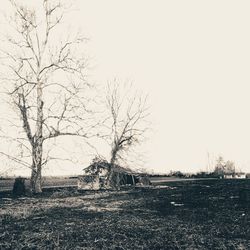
0;0;94;193
104;81;150;188
213;155;236;176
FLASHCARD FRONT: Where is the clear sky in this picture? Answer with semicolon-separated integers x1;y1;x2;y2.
1;0;250;175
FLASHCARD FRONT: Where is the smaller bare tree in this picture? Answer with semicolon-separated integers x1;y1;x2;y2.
103;81;150;188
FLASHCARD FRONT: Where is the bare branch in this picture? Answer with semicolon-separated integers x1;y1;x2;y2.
17;93;34;145
0;151;31;169
104;81;150;166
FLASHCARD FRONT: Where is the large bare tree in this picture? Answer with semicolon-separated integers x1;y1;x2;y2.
0;0;94;193
104;81;149;188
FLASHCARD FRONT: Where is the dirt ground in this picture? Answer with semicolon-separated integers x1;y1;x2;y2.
0;179;249;249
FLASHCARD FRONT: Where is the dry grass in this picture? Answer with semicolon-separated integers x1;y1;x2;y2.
0;180;249;249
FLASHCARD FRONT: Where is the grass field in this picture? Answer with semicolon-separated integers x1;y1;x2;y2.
0;176;215;191
0;179;249;249
0;177;78;191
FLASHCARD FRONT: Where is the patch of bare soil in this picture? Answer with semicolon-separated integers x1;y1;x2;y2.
0;180;249;249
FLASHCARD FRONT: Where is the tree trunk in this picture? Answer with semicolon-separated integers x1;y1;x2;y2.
30;165;42;193
30;80;44;194
105;153;117;189
106;156;120;190
116;172;120;190
30;144;43;193
105;164;114;189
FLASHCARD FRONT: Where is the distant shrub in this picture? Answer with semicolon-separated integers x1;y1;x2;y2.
192;172;218;178
170;171;185;178
0;176;13;180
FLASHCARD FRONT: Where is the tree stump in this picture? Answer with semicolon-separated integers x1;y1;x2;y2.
12;177;26;196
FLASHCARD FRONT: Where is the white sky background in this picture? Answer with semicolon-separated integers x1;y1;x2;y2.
0;0;250;175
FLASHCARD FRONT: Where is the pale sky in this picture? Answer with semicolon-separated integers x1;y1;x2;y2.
1;0;250;175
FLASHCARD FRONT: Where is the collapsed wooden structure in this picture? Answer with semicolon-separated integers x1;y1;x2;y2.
78;161;151;190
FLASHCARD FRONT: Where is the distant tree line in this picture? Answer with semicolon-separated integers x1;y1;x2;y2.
150;156;243;179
